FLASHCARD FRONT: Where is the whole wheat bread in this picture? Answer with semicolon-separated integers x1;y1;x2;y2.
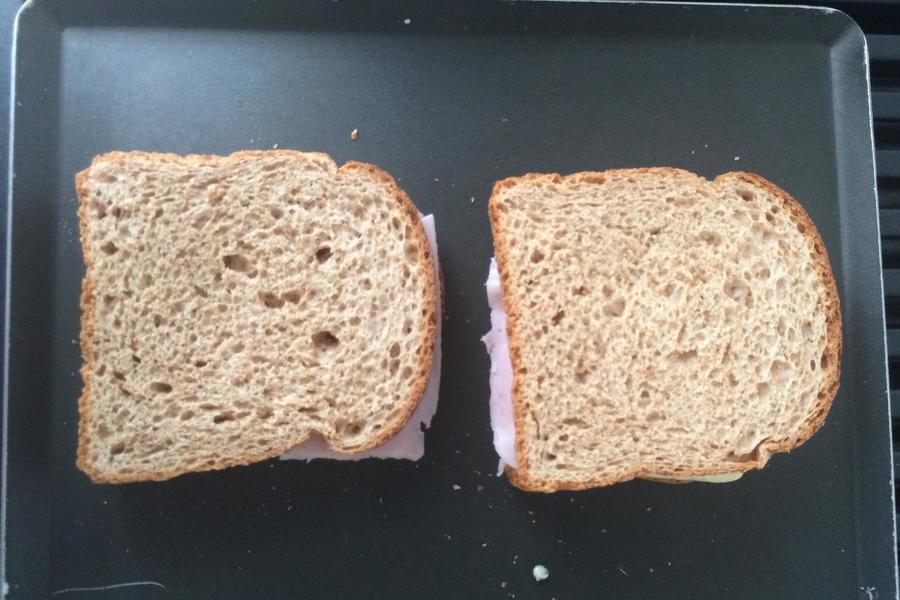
488;168;841;492
76;150;437;483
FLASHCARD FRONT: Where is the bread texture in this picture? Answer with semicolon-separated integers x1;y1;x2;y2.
488;168;841;492
76;150;437;483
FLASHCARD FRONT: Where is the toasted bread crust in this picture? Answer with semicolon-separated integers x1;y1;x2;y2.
489;168;842;492
76;150;436;483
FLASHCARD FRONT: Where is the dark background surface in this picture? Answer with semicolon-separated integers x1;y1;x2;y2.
0;1;896;599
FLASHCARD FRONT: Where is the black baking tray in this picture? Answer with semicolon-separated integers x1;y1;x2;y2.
2;0;895;598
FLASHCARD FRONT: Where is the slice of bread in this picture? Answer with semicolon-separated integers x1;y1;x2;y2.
488;168;841;492
76;150;437;483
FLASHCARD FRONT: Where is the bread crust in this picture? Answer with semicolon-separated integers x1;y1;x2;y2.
76;150;437;483
489;168;842;492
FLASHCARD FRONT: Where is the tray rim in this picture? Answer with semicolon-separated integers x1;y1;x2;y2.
1;0;895;596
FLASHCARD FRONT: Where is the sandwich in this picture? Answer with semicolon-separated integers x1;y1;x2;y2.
76;150;440;483
482;168;841;492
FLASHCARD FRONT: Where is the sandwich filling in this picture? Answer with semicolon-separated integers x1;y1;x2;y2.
482;258;517;473
482;258;741;482
281;214;442;461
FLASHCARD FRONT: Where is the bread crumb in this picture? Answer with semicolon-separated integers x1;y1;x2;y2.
618;566;629;577
403;17;411;24
532;565;549;582
272;143;279;149
734;156;740;161
350;129;359;141
470;197;475;203
476;484;484;492
452;483;461;491
500;581;508;589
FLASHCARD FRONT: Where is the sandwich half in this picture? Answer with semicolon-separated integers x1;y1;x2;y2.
77;150;439;483
483;168;841;492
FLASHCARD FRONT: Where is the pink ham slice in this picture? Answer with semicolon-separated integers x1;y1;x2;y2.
481;258;517;473
280;214;442;462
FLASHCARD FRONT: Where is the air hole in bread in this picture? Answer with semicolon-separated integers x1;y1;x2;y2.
809;359;816;371
283;290;301;304
753;264;771;280
724;278;751;303
404;243;419;263
637;389;651;406
551;311;565;326
257;406;273;419
223;253;252;272
213;412;235;424
699;231;722;246
574;362;589;383
573;286;588;296
751;223;775;243
671;195;695;208
180;410;194;421
562;417;589;428
603;298;625;317
315;247;333;264
92;201;107;219
389;343;401;358
820;351;831;370
401;366;413;379
362;279;373;291
259;291;285;309
737;188;755;202
112;371;126;381
100;241;118;255
770;360;791;382
269;206;284;219
801;321;814;340
646;411;664;422
110;442;126;456
151;382;173;393
530;249;545;264
311;330;339;349
756;382;771;398
667;350;698;363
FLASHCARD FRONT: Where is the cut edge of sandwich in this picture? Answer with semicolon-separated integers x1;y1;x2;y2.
75;150;437;483
488;167;842;493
